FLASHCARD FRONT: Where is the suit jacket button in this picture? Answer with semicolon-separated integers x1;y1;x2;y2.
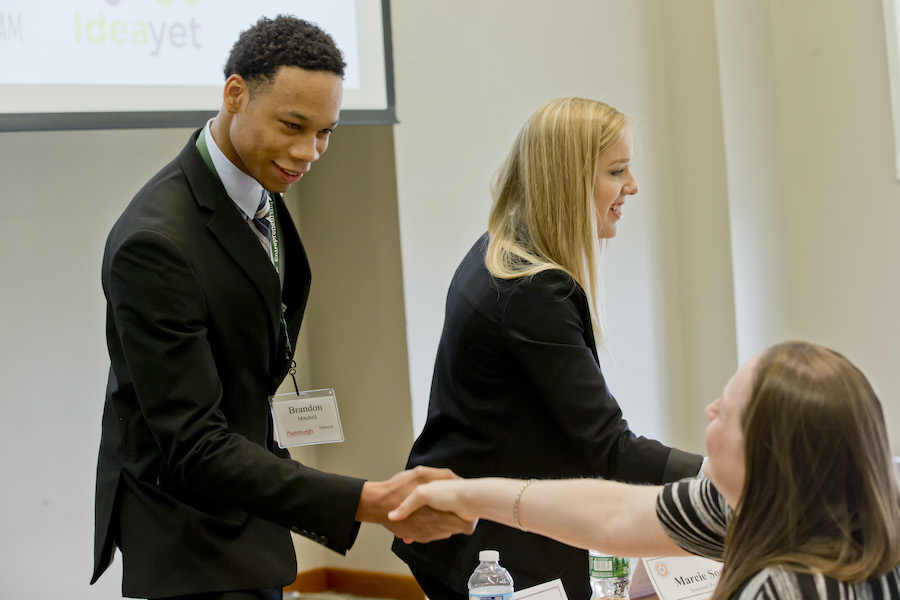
319;536;327;545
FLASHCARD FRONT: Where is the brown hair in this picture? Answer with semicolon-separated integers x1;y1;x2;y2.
714;341;900;599
485;97;629;343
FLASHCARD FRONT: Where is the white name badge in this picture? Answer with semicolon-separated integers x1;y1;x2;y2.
269;388;344;448
637;556;723;600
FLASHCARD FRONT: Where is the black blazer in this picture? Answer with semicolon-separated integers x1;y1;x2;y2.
93;130;365;598
393;235;702;600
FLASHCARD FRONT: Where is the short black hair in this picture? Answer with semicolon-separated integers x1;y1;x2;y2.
223;15;346;87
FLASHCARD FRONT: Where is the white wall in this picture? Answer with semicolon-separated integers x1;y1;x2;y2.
655;0;740;449
0;127;194;598
392;0;900;457
391;0;688;444
714;0;791;360
769;0;900;447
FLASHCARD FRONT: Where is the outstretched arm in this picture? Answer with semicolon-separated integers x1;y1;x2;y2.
389;477;688;557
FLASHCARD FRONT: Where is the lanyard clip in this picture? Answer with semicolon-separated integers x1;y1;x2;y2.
289;360;300;395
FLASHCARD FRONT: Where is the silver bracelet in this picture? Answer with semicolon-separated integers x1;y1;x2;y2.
513;478;538;531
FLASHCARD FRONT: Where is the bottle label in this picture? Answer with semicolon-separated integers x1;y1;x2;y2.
589;555;631;579
469;593;513;600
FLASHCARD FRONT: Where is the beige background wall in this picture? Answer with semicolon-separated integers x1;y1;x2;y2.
284;124;414;575
0;1;898;597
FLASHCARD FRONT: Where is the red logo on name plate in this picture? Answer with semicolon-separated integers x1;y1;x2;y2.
286;429;314;437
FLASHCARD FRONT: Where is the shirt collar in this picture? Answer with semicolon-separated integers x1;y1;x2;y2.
203;119;266;219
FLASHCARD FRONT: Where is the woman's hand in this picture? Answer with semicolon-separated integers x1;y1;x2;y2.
388;478;481;526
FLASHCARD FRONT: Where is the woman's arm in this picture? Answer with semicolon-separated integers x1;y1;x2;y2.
389;477;689;557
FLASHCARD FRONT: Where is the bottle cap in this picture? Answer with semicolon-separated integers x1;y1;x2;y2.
479;549;500;562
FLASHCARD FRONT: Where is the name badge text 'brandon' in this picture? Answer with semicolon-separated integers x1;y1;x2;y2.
289;404;323;415
289;404;324;422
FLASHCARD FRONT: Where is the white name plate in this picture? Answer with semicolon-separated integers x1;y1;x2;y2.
270;388;344;448
629;558;655;598
513;579;568;600
638;556;723;600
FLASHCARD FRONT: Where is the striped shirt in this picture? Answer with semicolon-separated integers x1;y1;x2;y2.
655;477;900;600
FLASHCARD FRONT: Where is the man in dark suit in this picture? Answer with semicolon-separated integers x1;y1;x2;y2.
92;16;471;600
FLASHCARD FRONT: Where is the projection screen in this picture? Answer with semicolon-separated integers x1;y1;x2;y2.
0;0;395;130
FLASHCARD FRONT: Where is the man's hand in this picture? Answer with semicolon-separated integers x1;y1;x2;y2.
356;466;477;543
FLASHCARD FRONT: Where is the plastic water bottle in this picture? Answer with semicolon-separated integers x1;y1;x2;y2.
589;550;631;600
468;549;514;600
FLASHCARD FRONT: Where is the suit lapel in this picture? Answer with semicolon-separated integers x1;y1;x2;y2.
179;130;283;342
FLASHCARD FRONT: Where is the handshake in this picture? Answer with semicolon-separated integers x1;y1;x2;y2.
357;466;477;544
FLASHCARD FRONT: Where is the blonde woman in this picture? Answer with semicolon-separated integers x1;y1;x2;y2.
391;98;703;600
392;341;900;600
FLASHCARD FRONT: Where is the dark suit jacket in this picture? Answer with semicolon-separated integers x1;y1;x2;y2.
393;235;703;600
93;130;365;598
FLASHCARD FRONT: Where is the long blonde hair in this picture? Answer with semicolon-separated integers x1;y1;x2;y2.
714;341;900;599
485;97;628;342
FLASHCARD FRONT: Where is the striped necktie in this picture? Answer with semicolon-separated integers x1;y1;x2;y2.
251;193;273;260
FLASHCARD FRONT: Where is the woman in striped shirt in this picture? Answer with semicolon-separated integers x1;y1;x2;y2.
390;341;900;599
